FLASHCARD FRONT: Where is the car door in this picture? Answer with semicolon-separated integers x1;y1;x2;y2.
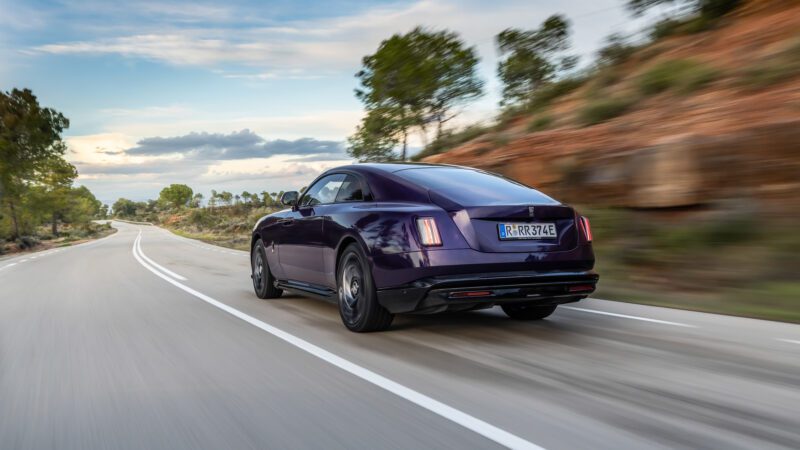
318;174;368;288
278;174;345;287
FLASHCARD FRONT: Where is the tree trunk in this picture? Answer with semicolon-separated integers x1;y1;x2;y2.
52;212;58;236
8;200;20;239
401;130;407;161
437;117;443;140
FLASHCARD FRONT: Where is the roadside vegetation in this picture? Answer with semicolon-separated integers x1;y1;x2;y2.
0;89;110;256
112;186;285;250
587;206;800;323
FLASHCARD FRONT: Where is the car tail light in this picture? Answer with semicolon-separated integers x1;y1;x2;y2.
579;216;592;242
416;217;442;246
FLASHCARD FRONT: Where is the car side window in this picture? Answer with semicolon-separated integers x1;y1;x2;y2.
335;175;364;203
299;174;346;207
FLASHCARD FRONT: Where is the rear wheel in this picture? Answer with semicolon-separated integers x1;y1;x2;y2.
252;240;283;299
337;244;394;332
502;303;557;320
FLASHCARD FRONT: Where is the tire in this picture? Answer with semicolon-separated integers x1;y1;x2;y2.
251;239;283;299
337;243;394;332
501;303;557;320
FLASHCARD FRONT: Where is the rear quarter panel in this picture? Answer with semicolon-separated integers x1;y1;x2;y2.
319;201;470;289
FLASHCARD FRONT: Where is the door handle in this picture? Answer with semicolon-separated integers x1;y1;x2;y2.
278;218;294;226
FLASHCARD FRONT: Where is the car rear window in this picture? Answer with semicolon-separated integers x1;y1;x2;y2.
394;167;559;206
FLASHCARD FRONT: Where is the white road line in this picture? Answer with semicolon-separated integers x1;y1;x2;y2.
560;306;697;328
0;231;115;270
132;232;542;450
134;234;187;281
777;339;800;345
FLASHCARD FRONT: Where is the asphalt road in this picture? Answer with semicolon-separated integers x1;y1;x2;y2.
1;221;799;449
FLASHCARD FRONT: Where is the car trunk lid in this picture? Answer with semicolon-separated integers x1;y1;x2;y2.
431;192;578;253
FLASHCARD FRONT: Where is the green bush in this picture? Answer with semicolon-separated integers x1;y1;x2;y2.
490;134;511;147
700;0;741;19
527;77;586;112
649;14;714;40
246;207;273;227
637;59;719;95
16;236;39;249
678;64;720;93
596;34;638;67
527;115;554;132
579;96;635;125
739;40;800;89
650;18;685;40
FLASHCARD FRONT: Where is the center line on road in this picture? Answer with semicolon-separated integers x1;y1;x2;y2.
777;338;800;345
560;306;697;328
132;231;543;450
0;262;17;271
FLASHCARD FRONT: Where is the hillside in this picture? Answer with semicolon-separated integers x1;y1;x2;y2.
423;0;800;322
424;0;800;211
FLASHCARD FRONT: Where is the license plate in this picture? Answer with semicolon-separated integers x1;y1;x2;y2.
498;222;557;240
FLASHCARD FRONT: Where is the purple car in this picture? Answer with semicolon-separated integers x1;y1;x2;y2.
250;163;597;332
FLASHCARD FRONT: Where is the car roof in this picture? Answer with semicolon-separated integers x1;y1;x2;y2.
329;162;468;174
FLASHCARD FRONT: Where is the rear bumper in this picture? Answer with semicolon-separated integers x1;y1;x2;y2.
376;270;598;314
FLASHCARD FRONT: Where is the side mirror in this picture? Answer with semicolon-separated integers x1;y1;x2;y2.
280;191;299;207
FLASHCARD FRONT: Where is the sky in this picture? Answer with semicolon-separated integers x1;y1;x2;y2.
1;0;647;205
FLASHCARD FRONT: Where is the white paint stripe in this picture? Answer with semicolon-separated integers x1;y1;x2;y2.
0;233;112;269
561;306;696;328
777;339;800;345
0;262;18;271
135;234;187;281
131;231;542;450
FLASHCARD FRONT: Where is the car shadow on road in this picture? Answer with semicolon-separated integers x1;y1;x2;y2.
272;293;578;341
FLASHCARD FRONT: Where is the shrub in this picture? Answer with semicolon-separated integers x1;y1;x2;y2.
637;59;718;95
596;33;638;67
490;134;511;147
739;40;800;89
527;115;554;132
649;14;714;41
678;64;720;93
650;18;685;40
700;0;741;20
579;97;635;125
16;236;39;249
527;77;586;112
595;67;622;88
246;207;273;227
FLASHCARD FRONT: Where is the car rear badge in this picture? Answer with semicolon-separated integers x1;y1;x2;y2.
528;206;535;217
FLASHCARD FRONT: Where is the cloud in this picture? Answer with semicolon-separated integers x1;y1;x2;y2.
75;159;193;175
27;0;634;77
284;153;355;163
124;129;345;160
64;127;353;204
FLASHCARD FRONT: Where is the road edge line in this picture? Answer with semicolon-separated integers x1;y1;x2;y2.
561;306;697;328
135;233;187;281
